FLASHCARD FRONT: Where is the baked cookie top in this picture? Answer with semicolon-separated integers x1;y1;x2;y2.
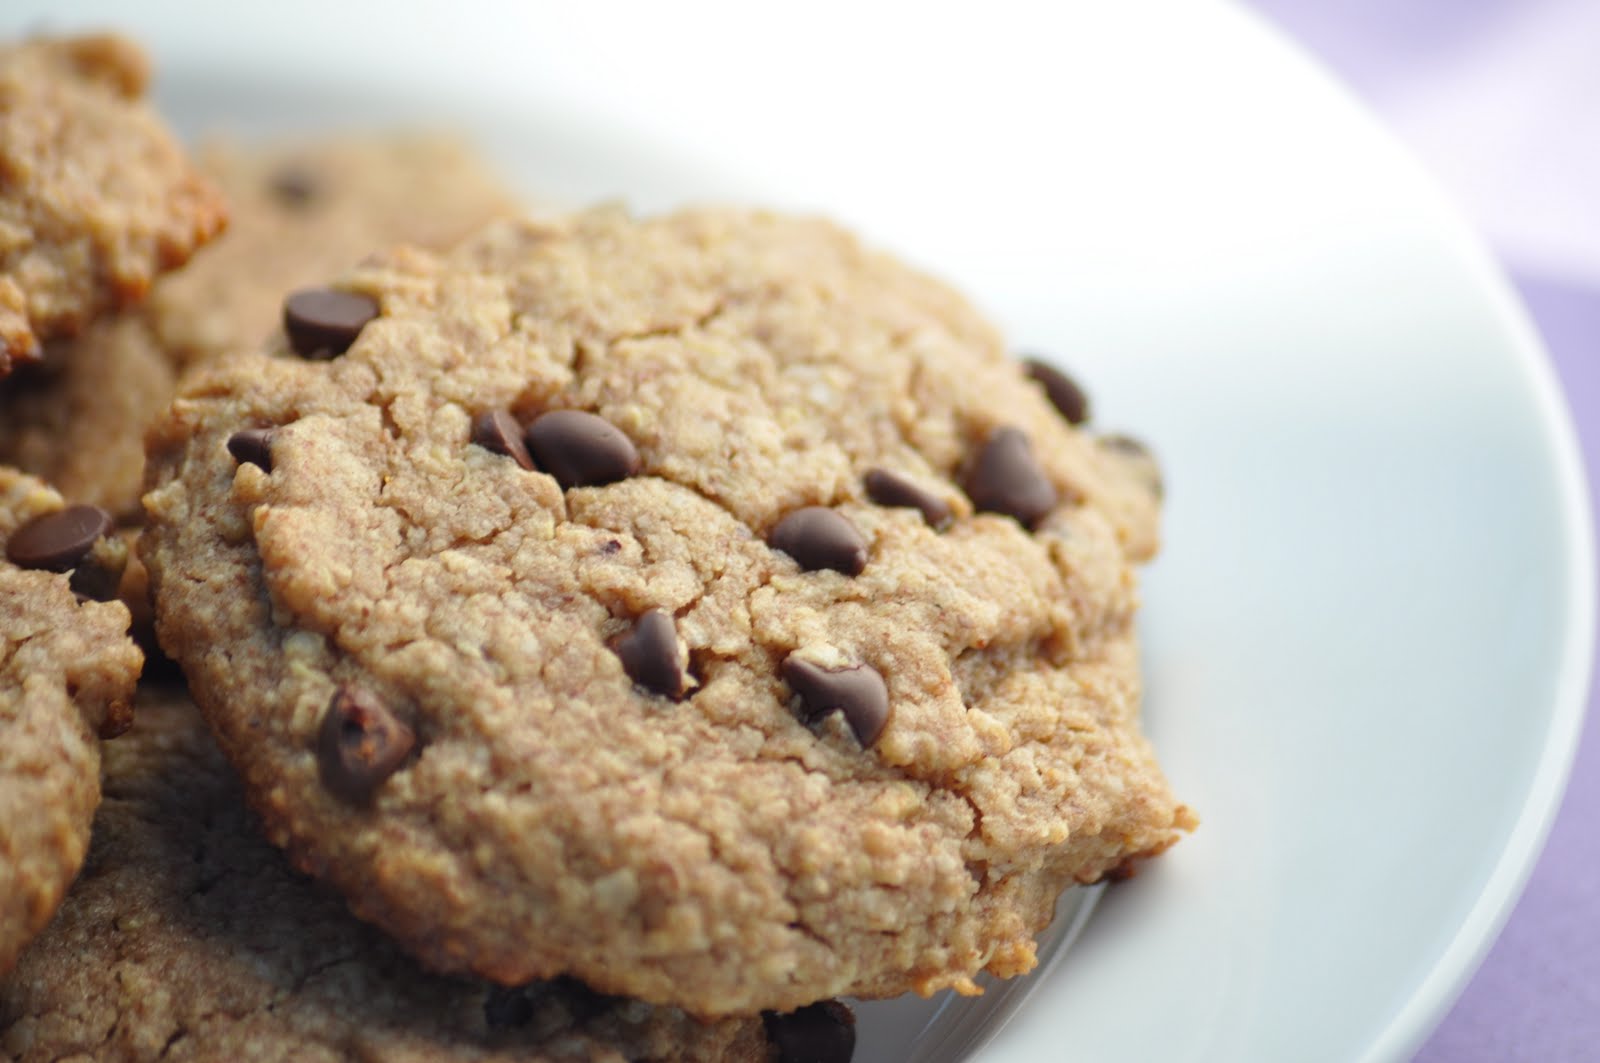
141;207;1192;1015
0;135;517;518
150;135;521;371
0;35;225;376
0;467;142;977
0;686;813;1063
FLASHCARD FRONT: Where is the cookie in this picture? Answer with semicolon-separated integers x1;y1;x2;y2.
141;207;1193;1016
0;685;812;1063
0;319;176;518
0;35;225;376
0;467;142;977
148;135;521;371
0;136;517;517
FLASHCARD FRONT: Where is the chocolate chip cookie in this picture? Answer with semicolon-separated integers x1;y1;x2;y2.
141;207;1193;1016
0;467;142;977
0;35;225;377
0;685;810;1063
0;135;517;517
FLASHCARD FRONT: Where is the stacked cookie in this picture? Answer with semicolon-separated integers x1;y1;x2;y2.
0;30;1193;1063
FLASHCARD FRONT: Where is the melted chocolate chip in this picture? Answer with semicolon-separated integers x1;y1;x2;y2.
5;504;114;572
226;428;278;472
1023;358;1091;425
267;165;318;207
763;999;858;1063
283;288;380;358
317;685;415;803
769;507;868;576
470;410;534;470
612;610;688;699
782;657;890;747
863;469;952;530
962;427;1058;529
524;410;640;489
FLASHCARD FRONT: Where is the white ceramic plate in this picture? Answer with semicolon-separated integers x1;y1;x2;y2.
8;3;1593;1060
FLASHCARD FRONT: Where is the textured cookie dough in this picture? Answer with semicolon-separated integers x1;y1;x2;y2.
141;207;1193;1016
0;686;774;1063
0;35;225;376
0;467;142;977
150;135;521;370
0;136;518;517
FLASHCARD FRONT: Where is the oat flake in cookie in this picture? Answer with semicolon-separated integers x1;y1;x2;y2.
141;207;1194;1016
0;466;142;978
0;35;225;376
0;686;782;1063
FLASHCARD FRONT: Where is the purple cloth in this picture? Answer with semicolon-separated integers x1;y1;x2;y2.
1248;3;1600;1059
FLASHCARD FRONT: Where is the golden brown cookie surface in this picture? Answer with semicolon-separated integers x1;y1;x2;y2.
0;686;775;1063
0;135;517;517
0;35;225;375
0;467;141;977
141;207;1191;1016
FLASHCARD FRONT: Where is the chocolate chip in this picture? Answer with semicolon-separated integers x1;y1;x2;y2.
782;657;890;747
267;165;318;207
863;469;952;530
470;410;533;470
524;410;640;489
317;685;415;803
1023;358;1091;425
769;508;868;576
68;553;122;603
962;427;1057;529
227;428;277;472
763;999;857;1063
5;505;114;573
612;610;688;700
283;288;380;358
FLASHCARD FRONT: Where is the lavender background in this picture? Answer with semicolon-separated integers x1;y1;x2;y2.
1248;2;1599;1058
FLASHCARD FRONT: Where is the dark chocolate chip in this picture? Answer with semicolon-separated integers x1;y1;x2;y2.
782;657;890;747
962;427;1058;529
5;504;114;573
524;410;640;489
769;507;867;576
267;165;318;207
317;685;415;803
863;468;952;530
1023;358;1091;425
227;428;278;472
612;610;688;700
470;410;534;470
763;999;858;1063
283;288;380;358
68;554;122;603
